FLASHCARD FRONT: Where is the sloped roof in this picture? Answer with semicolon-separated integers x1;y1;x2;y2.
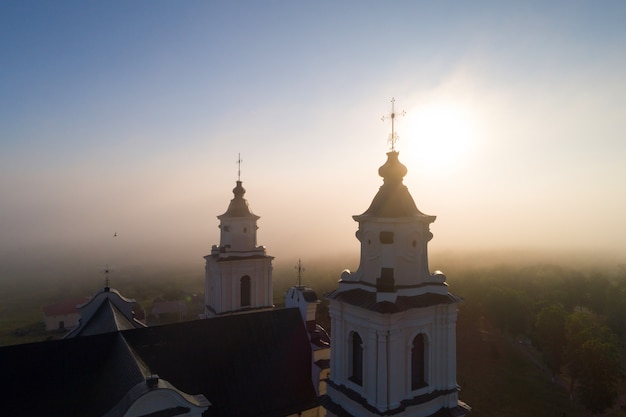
327;288;462;313
300;288;319;302
123;308;318;417
0;331;139;417
319;393;470;417
75;333;148;416
354;152;435;221
66;298;146;338
321;381;470;417
0;308;318;417
218;180;259;219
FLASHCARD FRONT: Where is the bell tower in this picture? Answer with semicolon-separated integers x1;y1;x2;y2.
203;156;274;318
324;101;469;417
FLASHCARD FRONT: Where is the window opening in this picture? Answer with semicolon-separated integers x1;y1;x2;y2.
240;275;251;307
380;231;394;244
411;334;427;389
350;332;363;385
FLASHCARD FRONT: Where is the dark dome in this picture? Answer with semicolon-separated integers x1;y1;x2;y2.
219;181;258;218
356;152;429;218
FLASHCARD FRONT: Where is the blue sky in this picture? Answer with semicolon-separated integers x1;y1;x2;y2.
1;1;626;278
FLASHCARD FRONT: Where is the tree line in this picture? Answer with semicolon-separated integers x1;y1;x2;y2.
453;263;626;415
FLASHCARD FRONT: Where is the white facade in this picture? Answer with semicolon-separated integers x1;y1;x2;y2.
204;180;274;317
42;296;91;331
105;376;209;417
327;301;461;416
43;312;80;331
286;284;331;396
326;151;469;417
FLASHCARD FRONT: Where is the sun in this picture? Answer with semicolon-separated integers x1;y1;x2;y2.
400;101;475;173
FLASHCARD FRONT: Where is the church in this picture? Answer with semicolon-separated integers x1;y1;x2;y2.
0;107;470;417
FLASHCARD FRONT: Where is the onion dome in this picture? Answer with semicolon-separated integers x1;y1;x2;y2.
356;151;427;218
220;181;258;218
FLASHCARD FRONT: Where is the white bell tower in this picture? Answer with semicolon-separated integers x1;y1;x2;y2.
203;156;274;318
325;101;469;417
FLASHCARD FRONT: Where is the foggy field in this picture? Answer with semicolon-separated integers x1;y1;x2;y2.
1;249;623;345
2;249;626;416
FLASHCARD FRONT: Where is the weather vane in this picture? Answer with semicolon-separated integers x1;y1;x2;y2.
295;258;305;287
381;97;406;151
236;153;243;181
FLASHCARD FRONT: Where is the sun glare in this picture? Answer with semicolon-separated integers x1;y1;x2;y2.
401;102;475;173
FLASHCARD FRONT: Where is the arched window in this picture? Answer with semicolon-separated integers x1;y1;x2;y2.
411;334;427;389
240;275;251;307
350;332;363;386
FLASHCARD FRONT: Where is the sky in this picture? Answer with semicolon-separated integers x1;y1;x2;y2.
1;1;626;282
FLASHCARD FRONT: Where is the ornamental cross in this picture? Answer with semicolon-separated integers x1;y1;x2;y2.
295;258;305;287
381;97;406;151
236;153;243;181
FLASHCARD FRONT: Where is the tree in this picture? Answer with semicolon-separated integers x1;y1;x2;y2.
534;304;567;378
586;273;610;315
565;311;623;413
605;286;626;336
485;287;531;335
565;310;599;389
576;338;622;414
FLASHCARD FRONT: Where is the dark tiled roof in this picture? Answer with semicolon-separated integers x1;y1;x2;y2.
320;394;469;417
327;288;462;313
0;331;136;417
355;152;434;220
123;308;318;417
322;381;470;417
357;182;425;219
219;181;259;219
215;254;272;262
431;403;472;417
301;288;318;302
314;358;330;370
76;334;148;416
0;308;318;417
68;298;145;338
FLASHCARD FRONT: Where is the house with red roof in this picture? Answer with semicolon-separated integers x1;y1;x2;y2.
42;296;90;331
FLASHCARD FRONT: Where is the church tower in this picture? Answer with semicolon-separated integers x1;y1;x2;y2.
324;104;469;417
203;161;274;318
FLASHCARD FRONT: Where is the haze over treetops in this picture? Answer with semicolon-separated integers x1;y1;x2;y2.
1;2;625;280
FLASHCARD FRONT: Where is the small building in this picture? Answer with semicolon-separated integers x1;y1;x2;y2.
151;298;187;323
285;281;331;396
42;296;91;331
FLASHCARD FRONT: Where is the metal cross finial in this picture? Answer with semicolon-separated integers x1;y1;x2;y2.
104;264;111;288
381;97;406;151
236;153;243;181
295;258;305;287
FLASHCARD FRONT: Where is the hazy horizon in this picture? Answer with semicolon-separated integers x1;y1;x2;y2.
2;2;626;287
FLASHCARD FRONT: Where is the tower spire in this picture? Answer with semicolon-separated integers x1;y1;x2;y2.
103;264;111;289
236;153;243;181
295;258;305;287
381;97;406;151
